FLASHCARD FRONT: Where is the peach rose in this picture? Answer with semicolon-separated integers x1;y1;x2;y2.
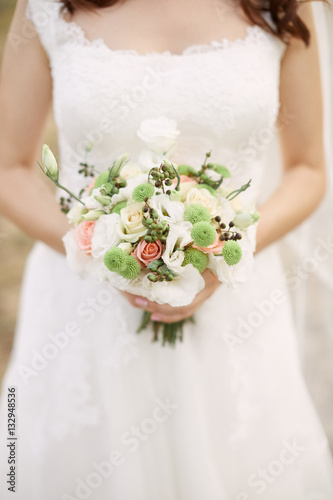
73;220;96;255
133;240;164;268
192;234;225;255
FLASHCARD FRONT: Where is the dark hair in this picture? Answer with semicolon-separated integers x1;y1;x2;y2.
60;0;320;46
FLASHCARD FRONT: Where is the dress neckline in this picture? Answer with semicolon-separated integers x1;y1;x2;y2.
58;10;273;58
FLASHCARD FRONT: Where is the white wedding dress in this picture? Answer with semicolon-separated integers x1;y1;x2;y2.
1;1;333;499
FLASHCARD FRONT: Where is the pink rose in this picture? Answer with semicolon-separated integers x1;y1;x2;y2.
193;234;225;255
133;240;164;268
73;221;96;255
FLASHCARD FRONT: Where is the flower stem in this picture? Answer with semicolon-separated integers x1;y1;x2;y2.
226;179;252;201
54;182;86;205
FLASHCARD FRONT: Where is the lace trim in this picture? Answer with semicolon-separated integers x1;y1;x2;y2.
58;14;280;58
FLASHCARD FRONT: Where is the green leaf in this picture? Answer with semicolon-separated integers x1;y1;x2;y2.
147;259;164;271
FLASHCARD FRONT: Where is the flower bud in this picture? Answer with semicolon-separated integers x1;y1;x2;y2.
42;144;59;182
83;210;105;221
233;212;260;230
94;194;112;206
109;153;130;177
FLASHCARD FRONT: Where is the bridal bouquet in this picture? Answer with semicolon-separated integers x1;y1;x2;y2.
40;122;259;345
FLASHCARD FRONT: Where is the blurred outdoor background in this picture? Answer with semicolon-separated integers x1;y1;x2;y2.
0;0;332;452
0;0;58;382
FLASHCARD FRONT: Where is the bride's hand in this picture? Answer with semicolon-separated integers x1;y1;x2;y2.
121;269;220;323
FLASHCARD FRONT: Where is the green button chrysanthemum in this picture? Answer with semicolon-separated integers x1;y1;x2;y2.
132;183;155;202
191;222;216;247
182;247;208;273
94;171;110;188
119;255;141;280
184;203;211;224
111;201;127;215
178;164;197;176
222;241;242;266
104;247;127;272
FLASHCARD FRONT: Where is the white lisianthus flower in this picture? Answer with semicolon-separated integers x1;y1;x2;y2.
149;194;185;222
138;149;166;173
145;265;205;307
186;187;220;218
162;221;193;274
67;203;88;226
81;188;105;210
112;263;204;307
85;256;113;283
218;198;236;225
207;236;254;287
117;202;147;243
91;213;121;258
137;117;180;155
63;230;90;276
117;242;133;255
120;161;143;181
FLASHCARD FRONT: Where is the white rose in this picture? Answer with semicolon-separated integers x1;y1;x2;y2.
137;117;180;155
186;187;220;217
120;161;143;181
162;221;193;274
91;213;121;258
177;180;198;202
117;202;147;243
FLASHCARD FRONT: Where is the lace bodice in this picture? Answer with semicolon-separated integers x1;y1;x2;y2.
27;0;286;201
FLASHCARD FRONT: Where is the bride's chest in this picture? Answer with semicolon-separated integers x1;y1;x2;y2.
50;28;284;142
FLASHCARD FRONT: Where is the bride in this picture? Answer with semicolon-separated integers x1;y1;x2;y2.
0;0;333;498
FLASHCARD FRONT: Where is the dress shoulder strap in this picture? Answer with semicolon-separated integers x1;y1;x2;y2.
25;0;62;57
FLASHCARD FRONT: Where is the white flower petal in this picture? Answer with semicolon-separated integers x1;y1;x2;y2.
91;213;121;259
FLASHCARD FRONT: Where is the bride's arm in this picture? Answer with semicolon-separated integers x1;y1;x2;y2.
0;0;68;254
130;5;325;323
255;5;325;252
